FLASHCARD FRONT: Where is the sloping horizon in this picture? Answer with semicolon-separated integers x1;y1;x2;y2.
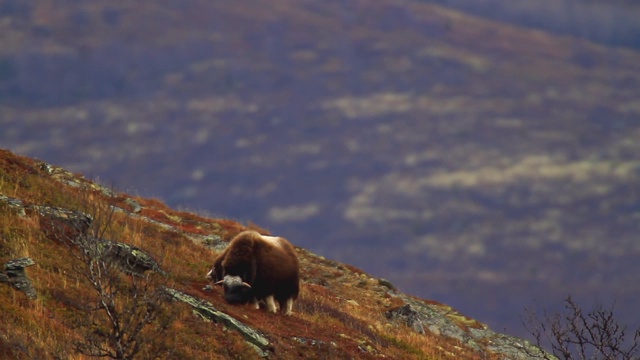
2;0;639;338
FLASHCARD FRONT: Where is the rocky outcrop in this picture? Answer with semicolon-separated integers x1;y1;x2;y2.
163;287;272;357
0;258;37;300
1;193;93;242
71;236;166;276
385;299;482;351
385;294;553;359
101;240;166;276
0;194;26;216
34;206;93;243
1;194;163;276
38;161;115;198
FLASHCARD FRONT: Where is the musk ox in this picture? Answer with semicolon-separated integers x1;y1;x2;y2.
206;230;299;315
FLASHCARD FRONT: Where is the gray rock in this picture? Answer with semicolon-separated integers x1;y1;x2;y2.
469;329;555;360
5;196;164;277
5;258;36;270
377;278;397;292
293;337;328;347
162;287;272;356
39;162;54;174
38;162;115;197
0;195;93;236
0;194;26;216
124;198;143;213
32;205;93;242
102;240;166;276
385;304;427;334
385;293;554;359
72;236;165;276
385;301;480;350
202;235;226;251
2;257;37;300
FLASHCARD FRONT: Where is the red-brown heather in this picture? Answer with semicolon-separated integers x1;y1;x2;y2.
0;149;512;359
1;0;640;345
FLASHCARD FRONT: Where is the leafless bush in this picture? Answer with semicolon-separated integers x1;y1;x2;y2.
523;296;640;360
48;187;175;359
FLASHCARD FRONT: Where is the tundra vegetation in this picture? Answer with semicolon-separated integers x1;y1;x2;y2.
1;0;640;339
5;148;638;359
2;149;518;359
4;144;638;359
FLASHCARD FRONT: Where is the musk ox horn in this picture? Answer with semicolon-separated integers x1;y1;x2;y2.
214;279;251;288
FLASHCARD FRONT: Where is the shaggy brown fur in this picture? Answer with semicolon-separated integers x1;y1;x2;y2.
207;231;300;315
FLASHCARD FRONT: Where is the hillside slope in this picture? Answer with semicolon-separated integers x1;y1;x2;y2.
0;149;549;359
2;0;640;337
421;0;640;49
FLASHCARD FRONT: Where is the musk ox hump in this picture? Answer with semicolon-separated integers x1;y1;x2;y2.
261;235;284;248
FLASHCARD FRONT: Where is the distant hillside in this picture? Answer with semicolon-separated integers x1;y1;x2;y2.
0;149;548;359
422;0;640;49
1;0;640;338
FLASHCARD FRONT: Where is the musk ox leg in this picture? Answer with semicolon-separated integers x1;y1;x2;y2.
265;295;277;313
252;298;260;310
283;298;294;316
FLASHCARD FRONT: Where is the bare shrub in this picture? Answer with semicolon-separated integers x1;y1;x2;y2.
523;296;640;360
47;187;175;359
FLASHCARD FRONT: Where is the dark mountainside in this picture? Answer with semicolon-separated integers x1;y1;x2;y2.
0;149;548;359
2;0;640;340
420;0;640;50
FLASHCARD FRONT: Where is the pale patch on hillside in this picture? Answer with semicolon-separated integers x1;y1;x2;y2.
322;92;516;119
343;153;640;261
186;96;259;114
422;156;640;189
349;154;640;199
268;203;320;223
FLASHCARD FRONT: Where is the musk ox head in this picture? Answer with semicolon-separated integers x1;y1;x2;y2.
207;264;255;304
216;275;253;304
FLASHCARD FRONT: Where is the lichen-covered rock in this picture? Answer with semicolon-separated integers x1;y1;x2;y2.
102;241;165;275
70;236;165;276
377;278;397;292
5;258;36;270
385;293;554;359
0;194;26;216
385;300;481;351
163;287;272;356
38;161;115;197
202;234;226;252
123;198;143;213
31;205;93;243
2;258;37;300
385;304;427;333
469;329;555;360
4;195;163;276
1;195;93;242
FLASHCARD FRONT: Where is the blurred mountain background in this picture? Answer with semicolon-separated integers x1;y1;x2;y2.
2;0;639;339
